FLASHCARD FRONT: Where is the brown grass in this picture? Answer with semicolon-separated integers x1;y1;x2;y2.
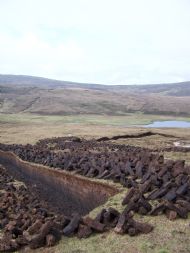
1;113;190;253
1;84;190;116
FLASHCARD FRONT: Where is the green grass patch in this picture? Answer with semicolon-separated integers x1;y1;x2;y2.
0;113;189;127
164;152;190;165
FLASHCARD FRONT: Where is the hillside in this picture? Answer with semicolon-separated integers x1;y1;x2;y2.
110;82;190;96
0;74;190;116
1;74;190;95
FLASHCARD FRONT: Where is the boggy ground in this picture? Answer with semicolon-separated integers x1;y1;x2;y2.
0;163;120;252
0;136;190;253
0;164;66;251
0;150;118;217
1;113;190;144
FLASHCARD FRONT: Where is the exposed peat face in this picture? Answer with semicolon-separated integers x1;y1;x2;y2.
0;151;118;216
0;136;190;252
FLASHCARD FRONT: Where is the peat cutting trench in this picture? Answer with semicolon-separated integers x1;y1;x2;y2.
0;136;190;251
0;150;118;216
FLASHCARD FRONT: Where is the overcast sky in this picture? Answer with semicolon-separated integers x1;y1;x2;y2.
0;0;190;84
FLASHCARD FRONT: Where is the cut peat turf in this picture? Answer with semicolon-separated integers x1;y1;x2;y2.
0;150;118;216
0;161;118;251
0;136;190;252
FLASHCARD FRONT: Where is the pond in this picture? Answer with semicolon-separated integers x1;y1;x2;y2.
142;120;190;128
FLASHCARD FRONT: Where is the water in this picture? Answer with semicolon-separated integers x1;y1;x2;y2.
142;120;190;128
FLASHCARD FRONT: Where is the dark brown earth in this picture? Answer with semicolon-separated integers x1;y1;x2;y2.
0;136;190;251
0;150;117;216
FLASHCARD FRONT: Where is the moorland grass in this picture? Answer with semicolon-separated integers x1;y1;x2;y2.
1;112;190;253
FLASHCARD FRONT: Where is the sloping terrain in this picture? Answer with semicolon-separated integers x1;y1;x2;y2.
0;136;190;252
1;74;190;95
110;82;190;96
0;74;190;116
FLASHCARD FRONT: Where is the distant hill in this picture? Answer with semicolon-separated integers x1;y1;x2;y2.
0;74;107;90
0;74;78;87
1;74;190;96
0;74;190;116
115;82;190;96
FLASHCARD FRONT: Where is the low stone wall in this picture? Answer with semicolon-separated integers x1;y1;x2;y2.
0;150;118;216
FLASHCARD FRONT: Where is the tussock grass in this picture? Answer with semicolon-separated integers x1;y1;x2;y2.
1;112;190;253
164;152;190;165
38;214;190;253
1;113;190;145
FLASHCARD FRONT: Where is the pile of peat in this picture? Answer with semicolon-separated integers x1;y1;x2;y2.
0;163;152;252
0;136;190;251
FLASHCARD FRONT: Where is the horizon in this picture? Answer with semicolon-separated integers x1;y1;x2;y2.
0;73;190;86
1;73;190;86
1;0;190;85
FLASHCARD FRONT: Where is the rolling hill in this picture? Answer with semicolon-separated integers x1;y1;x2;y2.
0;74;190;116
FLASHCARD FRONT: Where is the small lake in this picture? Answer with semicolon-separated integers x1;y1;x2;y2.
142;120;190;128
